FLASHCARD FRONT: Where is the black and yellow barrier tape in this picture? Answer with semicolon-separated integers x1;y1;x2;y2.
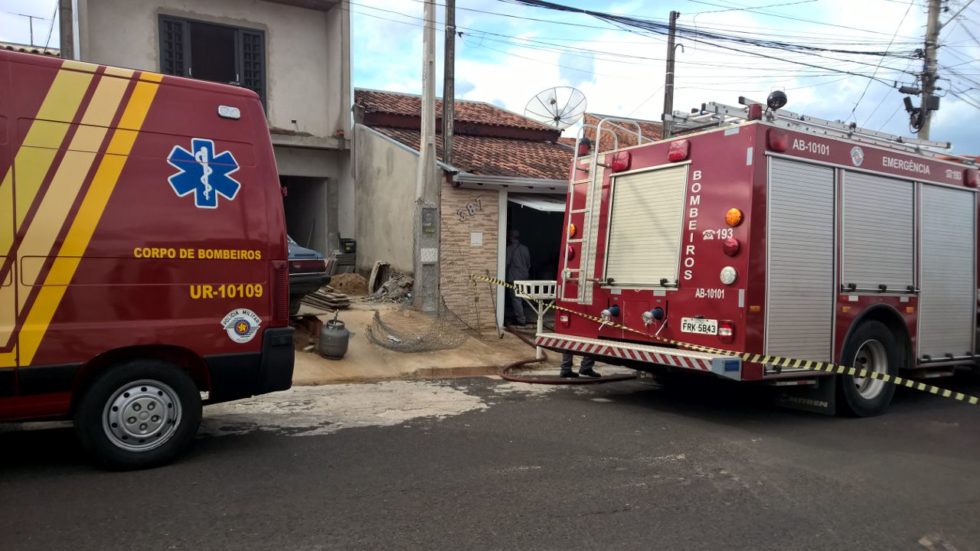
476;275;979;405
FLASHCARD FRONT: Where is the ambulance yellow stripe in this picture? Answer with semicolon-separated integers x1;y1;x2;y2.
0;66;94;366
18;78;161;367
6;74;130;351
10;69;93;230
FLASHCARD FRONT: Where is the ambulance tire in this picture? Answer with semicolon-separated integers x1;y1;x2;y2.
75;360;202;470
837;321;900;417
289;299;301;316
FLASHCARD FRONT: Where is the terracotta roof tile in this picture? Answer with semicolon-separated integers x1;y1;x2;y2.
374;127;571;180
0;42;59;57
355;89;555;133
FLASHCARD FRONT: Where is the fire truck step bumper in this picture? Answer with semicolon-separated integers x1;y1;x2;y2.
535;333;742;380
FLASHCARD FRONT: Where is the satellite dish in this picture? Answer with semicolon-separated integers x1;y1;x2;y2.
524;86;587;130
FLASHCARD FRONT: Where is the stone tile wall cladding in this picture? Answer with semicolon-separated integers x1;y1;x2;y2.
439;182;499;332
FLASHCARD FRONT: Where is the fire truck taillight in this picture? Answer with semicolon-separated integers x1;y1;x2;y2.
609;151;632;172
722;237;740;257
718;321;735;343
667;140;690;162
566;244;576;260
747;104;763;120
767;129;789;152
725;208;744;227
965;169;978;188
720;266;738;285
568;223;577;238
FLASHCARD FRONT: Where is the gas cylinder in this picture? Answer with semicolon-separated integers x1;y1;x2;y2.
318;318;350;359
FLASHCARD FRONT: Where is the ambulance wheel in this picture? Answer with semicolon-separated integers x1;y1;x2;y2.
75;360;202;470
837;321;900;417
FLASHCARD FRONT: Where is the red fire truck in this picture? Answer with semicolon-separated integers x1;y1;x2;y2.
537;95;979;416
0;51;294;467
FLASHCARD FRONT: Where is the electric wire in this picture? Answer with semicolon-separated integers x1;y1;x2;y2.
847;0;915;123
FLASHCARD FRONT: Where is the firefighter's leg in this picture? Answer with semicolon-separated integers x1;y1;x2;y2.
559;352;579;378
579;355;601;378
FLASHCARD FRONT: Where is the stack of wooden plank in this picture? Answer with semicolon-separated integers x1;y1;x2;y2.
301;286;351;310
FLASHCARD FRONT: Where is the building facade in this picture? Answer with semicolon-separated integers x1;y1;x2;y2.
354;90;572;331
64;0;352;256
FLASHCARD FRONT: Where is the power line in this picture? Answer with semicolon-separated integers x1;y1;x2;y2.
683;0;923;39
848;0;915;123
350;2;914;80
690;0;819;15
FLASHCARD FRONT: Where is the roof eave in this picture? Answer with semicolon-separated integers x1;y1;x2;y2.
453;173;567;195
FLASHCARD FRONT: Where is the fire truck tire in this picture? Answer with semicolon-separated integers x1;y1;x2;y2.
837;321;901;417
74;360;202;470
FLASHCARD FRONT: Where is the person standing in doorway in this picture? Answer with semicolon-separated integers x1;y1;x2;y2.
506;229;531;326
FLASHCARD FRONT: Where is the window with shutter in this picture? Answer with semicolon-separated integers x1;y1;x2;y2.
240;30;265;107
157;16;266;108
159;18;187;77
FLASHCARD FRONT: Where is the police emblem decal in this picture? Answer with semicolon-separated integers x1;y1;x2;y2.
850;146;865;167
221;308;262;344
167;138;241;209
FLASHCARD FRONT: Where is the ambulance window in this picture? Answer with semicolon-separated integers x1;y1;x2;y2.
159;16;266;108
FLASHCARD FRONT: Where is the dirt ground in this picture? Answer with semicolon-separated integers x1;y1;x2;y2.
289;302;535;384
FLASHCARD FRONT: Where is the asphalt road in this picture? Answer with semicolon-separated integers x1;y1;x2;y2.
2;373;979;551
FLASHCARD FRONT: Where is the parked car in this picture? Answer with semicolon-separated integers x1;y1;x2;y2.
288;235;330;315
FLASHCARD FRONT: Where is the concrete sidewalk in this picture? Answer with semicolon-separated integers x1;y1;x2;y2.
290;302;537;385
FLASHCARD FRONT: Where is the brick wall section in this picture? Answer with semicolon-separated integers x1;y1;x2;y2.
439;181;499;333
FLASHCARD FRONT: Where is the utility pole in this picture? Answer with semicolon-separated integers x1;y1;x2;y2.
918;0;942;139
58;0;74;59
414;0;441;313
442;0;456;166
662;10;680;139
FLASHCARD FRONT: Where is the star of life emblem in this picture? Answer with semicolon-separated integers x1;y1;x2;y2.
167;138;241;209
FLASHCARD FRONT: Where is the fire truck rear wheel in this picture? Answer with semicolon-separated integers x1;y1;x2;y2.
837;320;901;417
75;359;202;470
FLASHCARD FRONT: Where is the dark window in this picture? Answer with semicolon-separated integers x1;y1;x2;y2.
158;16;266;107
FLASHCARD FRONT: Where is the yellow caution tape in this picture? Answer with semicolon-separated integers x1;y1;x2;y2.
476;275;978;405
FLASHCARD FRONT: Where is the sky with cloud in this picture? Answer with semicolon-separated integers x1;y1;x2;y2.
2;0;977;152
349;0;980;153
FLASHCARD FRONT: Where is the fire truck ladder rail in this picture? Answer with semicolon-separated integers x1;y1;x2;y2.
670;96;969;161
568;117;655;307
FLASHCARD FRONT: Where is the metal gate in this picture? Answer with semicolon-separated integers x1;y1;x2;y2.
918;184;976;359
766;158;836;362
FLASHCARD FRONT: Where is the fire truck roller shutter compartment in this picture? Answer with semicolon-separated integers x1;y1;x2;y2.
604;165;688;287
918;184;976;359
842;172;914;292
766;158;835;362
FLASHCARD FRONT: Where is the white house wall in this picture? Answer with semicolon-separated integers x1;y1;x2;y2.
353;124;416;274
75;0;350;140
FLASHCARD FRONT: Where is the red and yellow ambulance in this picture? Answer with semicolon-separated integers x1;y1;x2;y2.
0;50;294;468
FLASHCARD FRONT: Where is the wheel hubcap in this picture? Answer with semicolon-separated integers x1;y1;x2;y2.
103;379;182;452
852;339;888;400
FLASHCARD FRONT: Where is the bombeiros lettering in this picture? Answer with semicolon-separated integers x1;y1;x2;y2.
681;170;703;281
